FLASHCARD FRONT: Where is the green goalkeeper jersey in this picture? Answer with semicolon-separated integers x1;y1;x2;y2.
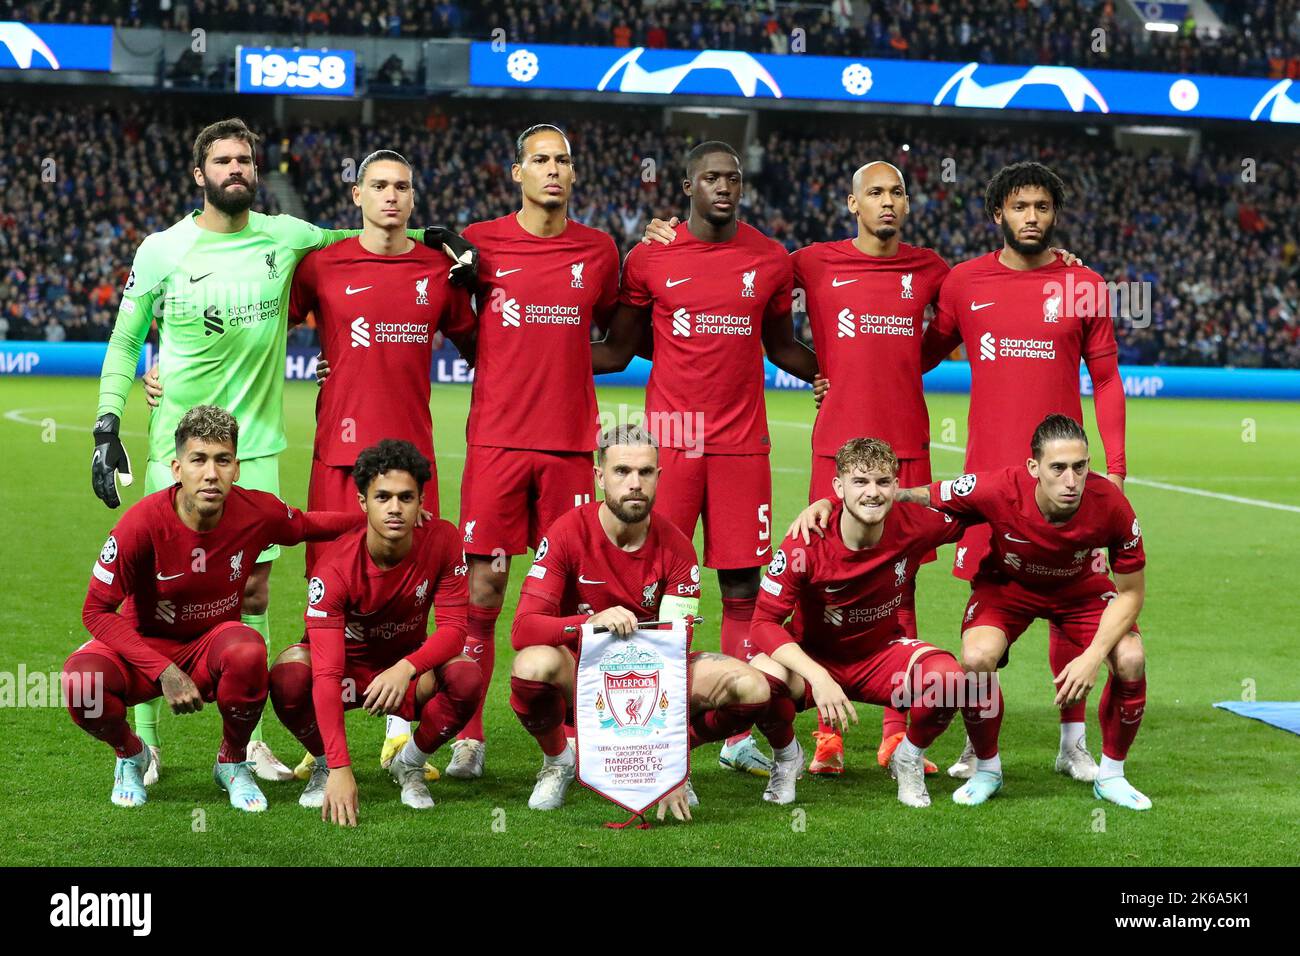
98;210;377;462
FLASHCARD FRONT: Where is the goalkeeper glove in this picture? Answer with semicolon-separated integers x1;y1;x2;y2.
423;225;479;288
91;412;134;508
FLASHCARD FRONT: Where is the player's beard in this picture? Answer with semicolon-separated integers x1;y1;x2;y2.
867;222;898;241
607;493;652;525
206;176;257;216
1000;216;1054;256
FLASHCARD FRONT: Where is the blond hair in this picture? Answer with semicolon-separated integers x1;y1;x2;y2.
834;437;898;478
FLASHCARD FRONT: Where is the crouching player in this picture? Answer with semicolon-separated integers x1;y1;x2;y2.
65;405;363;811
508;425;777;821
896;414;1149;809
751;438;980;808
269;440;480;825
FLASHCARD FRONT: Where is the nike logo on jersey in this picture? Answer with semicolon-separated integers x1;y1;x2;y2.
1003;533;1032;544
495;268;523;277
345;285;373;295
189;273;213;283
665;277;691;288
824;583;849;593
831;277;858;287
970;301;995;311
156;572;184;581
578;574;607;585
755;546;771;557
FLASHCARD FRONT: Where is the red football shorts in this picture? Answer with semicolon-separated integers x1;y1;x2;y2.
961;573;1141;649
285;641;422;720
459;445;594;557
306;458;440;574
657;448;773;570
810;455;935;563
796;638;951;711
75;620;261;706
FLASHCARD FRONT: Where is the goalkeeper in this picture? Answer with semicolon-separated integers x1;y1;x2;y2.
90;118;477;782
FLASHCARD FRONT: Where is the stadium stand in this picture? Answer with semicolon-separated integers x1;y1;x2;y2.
0;100;1295;367
8;1;1298;78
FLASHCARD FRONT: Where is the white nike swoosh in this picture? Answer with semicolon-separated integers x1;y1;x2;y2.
1004;533;1031;544
345;285;372;295
755;546;771;557
831;278;858;287
825;583;849;593
665;277;691;287
495;268;522;277
156;572;184;581
578;575;606;585
970;301;994;311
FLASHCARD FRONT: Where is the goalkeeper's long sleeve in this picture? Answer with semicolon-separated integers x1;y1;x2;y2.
96;287;158;419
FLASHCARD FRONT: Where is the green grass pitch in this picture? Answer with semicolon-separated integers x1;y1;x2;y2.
2;377;1297;866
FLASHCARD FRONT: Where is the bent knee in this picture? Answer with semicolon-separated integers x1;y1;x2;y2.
511;646;564;683
961;647;1001;674
1112;635;1146;680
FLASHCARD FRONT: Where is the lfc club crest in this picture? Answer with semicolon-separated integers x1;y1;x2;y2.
595;642;668;736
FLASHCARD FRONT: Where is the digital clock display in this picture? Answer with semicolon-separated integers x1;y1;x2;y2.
236;47;356;97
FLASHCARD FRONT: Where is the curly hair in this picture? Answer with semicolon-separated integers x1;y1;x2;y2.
352;439;432;495
834;437;898;478
174;404;238;456
984;161;1067;221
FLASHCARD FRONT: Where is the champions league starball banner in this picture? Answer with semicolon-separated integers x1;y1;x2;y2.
470;42;1300;125
575;620;692;817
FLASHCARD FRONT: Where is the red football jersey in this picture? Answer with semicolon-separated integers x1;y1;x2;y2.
461;214;620;452
521;501;700;624
928;252;1119;471
927;467;1146;593
619;221;793;455
753;502;966;662
793;240;948;460
304;520;469;768
83;486;360;678
289;237;474;467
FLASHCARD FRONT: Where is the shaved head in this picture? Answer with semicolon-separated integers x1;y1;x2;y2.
852;161;906;194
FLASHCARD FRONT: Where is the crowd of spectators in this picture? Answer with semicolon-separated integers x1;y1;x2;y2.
1;101;1296;368
0;103;279;343
11;1;1298;79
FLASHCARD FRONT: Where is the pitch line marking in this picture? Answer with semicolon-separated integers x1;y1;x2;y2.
767;419;1300;515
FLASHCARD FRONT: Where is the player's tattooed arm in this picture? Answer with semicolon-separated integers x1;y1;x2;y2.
591;303;648;374
159;664;204;714
894;486;931;506
642;216;680;245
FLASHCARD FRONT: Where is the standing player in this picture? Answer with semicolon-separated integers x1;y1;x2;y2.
788;161;948;777
749;438;978;808
286;149;476;780
444;124;621;781
892;416;1149;809
94;118;477;782
920;162;1127;781
64;405;362;810
269;440;481;825
595;141;818;777
509;426;778;821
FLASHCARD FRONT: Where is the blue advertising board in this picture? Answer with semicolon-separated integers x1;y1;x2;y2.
0;23;113;72
4;342;1297;402
470;42;1300;124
